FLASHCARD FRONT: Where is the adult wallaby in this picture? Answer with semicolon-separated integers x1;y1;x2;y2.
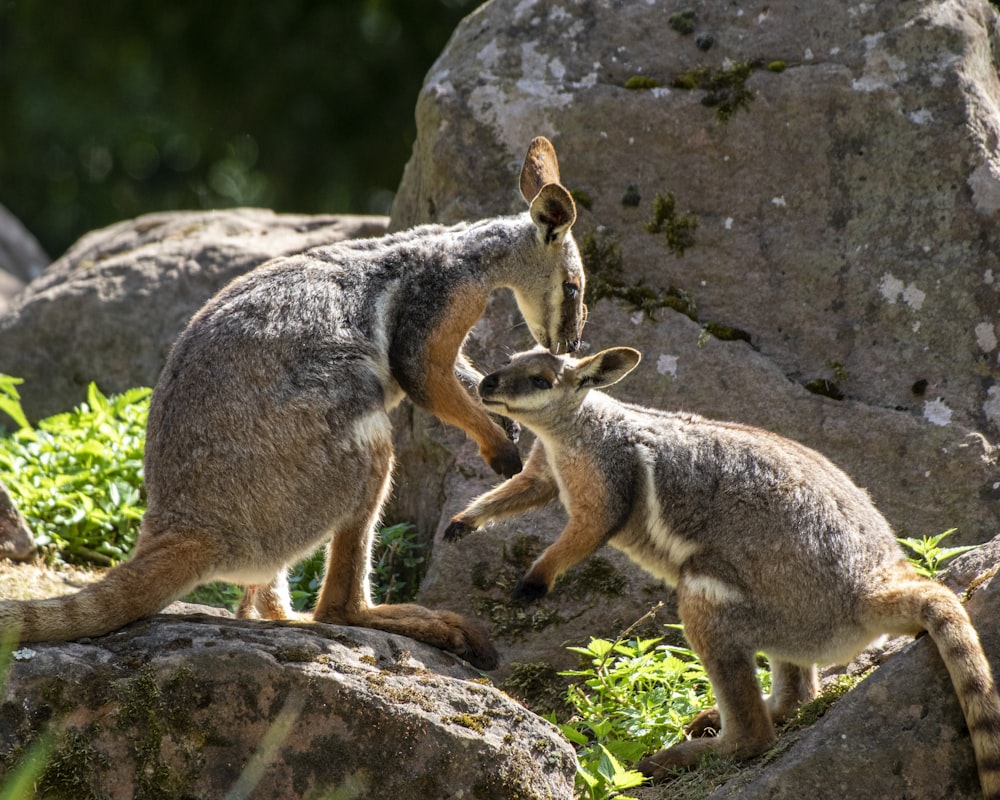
0;137;586;671
445;346;1000;796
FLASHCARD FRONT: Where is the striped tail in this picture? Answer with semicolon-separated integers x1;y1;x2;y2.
0;534;210;643
871;575;1000;800
918;582;1000;800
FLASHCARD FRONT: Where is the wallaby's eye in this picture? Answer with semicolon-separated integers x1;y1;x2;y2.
531;376;552;390
562;282;579;300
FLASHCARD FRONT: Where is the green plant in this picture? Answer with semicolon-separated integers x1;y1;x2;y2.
624;75;660;91
288;522;424;611
899;528;976;578
554;610;774;800
559;633;715;770
0;376;31;433
371;522;424;604
645;192;698;258
0;381;150;566
670;61;757;121
668;9;696;35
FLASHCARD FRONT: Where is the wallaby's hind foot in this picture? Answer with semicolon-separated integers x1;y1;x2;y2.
236;569;295;620
314;601;499;670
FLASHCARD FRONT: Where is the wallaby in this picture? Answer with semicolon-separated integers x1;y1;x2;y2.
0;137;586;671
445;346;1000;796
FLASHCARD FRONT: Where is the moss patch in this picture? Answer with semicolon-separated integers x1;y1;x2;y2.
113;663;210;800
443;713;492;734
579;228;752;345
499;661;572;719
580;229;697;320
570;187;593;211
621;185;641;207
624;75;661;90
671;60;759;121
38;727;109;800
668;8;697;35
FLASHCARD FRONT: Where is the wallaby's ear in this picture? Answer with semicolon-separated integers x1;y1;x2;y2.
572;347;641;390
519;136;561;203
529;184;577;244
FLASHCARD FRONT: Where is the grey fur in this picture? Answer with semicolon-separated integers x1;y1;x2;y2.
447;346;1000;791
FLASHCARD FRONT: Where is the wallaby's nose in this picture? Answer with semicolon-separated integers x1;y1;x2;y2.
480;373;500;394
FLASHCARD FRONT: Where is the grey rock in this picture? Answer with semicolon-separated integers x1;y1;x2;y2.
0;203;48;284
0;203;49;316
0;480;34;561
0;611;576;800
390;0;1000;551
0;209;388;421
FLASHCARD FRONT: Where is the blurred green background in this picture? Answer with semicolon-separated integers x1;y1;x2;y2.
0;0;477;260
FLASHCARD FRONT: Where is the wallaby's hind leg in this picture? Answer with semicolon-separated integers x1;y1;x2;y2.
637;643;774;781
236;567;294;620
638;591;776;782
311;435;499;670
766;660;819;723
684;660;814;739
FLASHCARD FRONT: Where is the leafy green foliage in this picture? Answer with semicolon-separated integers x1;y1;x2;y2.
371;522;425;604
0;381;150;566
289;522;424;611
899;528;976;578
554;616;774;800
0;376;31;433
645;192;698;258
558;633;714;780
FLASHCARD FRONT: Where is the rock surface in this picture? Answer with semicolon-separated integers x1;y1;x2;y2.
0;209;388;421
0;610;576;800
0;481;34;562
0;203;49;315
390;0;1000;553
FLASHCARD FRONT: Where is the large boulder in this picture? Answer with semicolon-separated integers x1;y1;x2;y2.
381;0;1000;681
0;203;49;316
0;609;576;800
0;209;388;422
389;0;1000;553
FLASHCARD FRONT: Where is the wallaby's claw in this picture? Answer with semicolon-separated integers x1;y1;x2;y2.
489;442;523;477
512;577;548;603
443;519;474;542
685;707;721;738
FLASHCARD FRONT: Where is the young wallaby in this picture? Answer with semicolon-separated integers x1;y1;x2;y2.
0;137;586;671
445;346;1000;796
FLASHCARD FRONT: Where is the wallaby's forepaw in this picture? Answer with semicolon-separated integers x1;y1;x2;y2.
489;441;523;478
501;416;521;444
443;519;475;542
512;577;548;603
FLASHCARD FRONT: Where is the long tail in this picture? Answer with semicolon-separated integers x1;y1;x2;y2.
0;534;210;643
920;583;1000;800
870;576;1000;800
